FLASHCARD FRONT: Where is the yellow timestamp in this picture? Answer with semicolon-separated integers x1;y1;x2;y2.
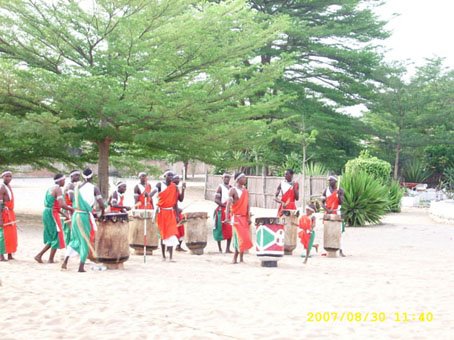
307;312;434;323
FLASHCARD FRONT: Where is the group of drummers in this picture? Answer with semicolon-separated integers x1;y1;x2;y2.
0;167;344;270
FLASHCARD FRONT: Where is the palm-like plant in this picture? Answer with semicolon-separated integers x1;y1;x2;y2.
305;162;328;177
402;160;432;183
341;172;389;227
387;180;404;212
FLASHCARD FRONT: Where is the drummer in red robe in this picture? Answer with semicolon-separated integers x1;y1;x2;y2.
275;169;299;217
0;170;18;261
149;171;179;261
225;172;253;264
134;172;153;210
321;175;345;257
108;181;131;213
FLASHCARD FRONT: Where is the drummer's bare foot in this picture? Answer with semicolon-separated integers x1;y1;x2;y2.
303;258;308;264
61;256;69;270
7;254;14;260
339;249;346;257
78;262;86;272
226;239;232;254
239;252;245;263
0;255;6;262
48;249;57;263
162;257;166;262
34;255;44;263
314;244;319;253
217;241;222;253
232;251;239;264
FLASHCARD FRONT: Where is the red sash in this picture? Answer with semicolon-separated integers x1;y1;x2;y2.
137;183;153;210
278;182;298;217
232;188;248;216
110;193;125;213
326;189;339;211
52;198;66;249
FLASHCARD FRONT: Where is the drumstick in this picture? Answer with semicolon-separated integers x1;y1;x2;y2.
143;197;148;264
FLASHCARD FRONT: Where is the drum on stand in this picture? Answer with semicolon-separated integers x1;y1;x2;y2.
281;210;299;255
255;217;284;267
95;212;130;269
183;212;208;255
129;209;158;255
323;214;342;258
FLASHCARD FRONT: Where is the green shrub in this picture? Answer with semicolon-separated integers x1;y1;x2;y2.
442;167;454;191
424;145;454;174
402;160;432;183
345;151;391;183
341;171;389;227
387;180;404;213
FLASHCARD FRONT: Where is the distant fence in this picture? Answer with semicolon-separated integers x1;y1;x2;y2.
204;174;326;209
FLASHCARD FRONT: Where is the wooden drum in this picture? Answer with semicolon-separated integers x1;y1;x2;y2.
95;213;130;269
255;217;284;267
129;209;158;255
323;214;342;257
183;212;208;255
281;210;299;255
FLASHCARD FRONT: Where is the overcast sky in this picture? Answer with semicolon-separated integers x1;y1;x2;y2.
375;0;454;71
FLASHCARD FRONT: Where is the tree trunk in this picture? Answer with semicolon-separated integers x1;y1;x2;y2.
97;138;112;199
302;143;307;208
394;129;401;180
183;160;189;180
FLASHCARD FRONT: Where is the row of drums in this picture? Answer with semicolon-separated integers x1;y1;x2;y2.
93;209;342;269
92;210;210;269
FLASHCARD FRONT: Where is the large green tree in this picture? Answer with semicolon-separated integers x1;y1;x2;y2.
244;0;388;172
364;58;454;179
0;0;288;196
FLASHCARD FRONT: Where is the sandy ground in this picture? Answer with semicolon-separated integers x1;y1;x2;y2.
1;178;453;339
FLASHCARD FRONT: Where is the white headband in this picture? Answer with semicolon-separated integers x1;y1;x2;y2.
138;172;147;178
70;170;80;177
116;181;126;188
163;170;174;177
222;173;231;178
82;172;93;179
54;176;65;183
235;173;245;182
328;175;337;181
305;205;315;212
1;171;12;177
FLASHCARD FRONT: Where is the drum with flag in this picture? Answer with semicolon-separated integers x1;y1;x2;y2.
255;217;285;267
